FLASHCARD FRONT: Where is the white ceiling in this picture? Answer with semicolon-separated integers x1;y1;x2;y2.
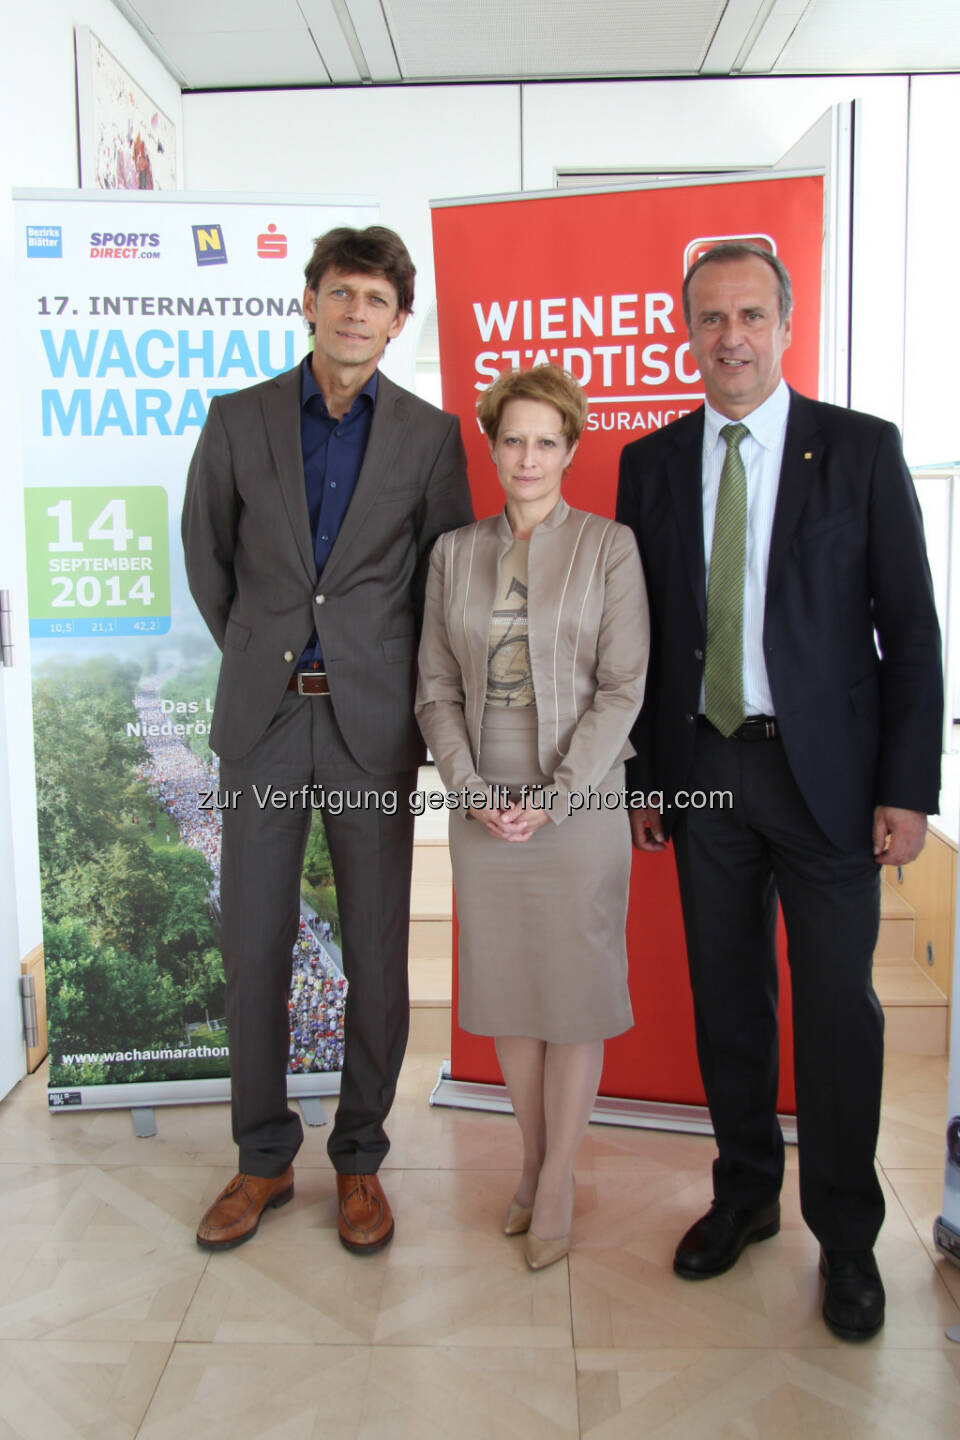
111;0;960;90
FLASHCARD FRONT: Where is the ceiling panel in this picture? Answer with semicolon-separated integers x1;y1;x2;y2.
111;0;960;90
347;0;402;79
775;0;960;71
742;0;812;72
299;0;364;82
701;0;770;72
127;0;308;35
381;0;727;79
155;29;330;88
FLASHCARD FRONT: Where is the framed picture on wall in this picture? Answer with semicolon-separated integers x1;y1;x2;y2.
75;26;177;190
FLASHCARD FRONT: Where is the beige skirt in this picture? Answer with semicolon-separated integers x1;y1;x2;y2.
450;705;634;1043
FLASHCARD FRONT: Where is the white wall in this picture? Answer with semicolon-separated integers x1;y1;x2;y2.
904;74;960;467
522;75;910;430
183;85;522;390
184;74;914;434
0;2;182;1098
521;75;894;180
905;76;960;725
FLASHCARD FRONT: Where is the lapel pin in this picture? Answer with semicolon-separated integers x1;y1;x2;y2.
804;451;813;460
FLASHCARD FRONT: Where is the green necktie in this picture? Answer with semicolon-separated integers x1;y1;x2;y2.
704;422;749;737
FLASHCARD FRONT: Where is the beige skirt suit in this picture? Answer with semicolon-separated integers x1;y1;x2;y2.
416;500;650;1042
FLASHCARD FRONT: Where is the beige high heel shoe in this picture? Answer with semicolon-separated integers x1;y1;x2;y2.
503;1198;534;1236
524;1230;570;1270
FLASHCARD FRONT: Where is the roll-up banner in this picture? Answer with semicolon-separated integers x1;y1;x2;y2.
14;191;377;1112
935;877;960;1269
431;175;824;1122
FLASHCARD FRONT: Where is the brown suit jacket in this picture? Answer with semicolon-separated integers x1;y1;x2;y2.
182;364;473;767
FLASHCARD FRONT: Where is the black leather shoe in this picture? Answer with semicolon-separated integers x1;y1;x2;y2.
820;1248;885;1340
673;1199;781;1279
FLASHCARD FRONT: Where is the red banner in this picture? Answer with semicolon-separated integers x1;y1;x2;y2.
432;176;824;1108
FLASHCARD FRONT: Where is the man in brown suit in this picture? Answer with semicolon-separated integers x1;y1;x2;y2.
183;227;472;1253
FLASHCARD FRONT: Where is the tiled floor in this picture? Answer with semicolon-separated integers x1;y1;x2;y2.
0;1049;958;1437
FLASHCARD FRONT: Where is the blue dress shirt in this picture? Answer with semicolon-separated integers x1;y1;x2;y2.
297;357;378;669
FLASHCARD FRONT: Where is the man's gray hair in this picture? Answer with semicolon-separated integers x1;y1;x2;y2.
682;243;794;326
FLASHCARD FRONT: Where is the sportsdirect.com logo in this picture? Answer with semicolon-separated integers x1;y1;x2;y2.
192;223;228;267
26;225;62;258
89;231;160;260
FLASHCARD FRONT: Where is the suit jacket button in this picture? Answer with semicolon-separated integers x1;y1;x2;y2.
315;594;325;605
685;713;695;724
693;648;703;661
283;650;295;662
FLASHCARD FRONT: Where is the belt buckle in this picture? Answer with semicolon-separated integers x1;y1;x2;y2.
296;671;328;696
739;715;777;741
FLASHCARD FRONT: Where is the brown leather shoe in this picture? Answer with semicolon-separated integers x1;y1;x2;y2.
196;1168;294;1251
336;1172;394;1254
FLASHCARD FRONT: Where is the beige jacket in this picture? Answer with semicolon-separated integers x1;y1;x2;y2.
415;498;650;823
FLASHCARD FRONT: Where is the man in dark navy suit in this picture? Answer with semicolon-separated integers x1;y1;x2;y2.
617;243;942;1339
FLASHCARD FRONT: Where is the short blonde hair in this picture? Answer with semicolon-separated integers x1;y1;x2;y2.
476;365;588;446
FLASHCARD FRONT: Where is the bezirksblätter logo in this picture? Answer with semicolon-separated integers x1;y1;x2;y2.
192;224;228;267
89;231;160;260
27;225;62;258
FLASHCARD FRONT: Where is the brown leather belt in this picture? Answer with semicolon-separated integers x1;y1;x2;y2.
288;671;331;695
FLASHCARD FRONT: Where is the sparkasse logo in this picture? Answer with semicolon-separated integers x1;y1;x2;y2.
90;231;160;260
257;224;287;259
27;225;62;258
192;224;228;267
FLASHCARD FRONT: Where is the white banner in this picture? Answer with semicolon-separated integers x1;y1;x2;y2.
14;190;377;1110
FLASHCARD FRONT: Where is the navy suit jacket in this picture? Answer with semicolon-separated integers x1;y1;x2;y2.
616;390;943;852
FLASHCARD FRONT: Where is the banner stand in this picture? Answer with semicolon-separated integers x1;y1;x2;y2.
14;190;377;1117
49;1070;341;1121
429;1063;798;1144
934;827;960;1284
430;174;825;1121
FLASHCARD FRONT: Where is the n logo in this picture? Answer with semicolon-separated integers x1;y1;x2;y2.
192;224;227;267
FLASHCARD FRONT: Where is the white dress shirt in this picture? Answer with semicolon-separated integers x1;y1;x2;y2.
699;379;790;717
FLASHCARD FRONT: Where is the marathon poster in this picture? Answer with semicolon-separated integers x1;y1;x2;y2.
15;192;378;1107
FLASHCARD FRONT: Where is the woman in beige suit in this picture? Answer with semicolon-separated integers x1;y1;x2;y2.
416;366;650;1269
